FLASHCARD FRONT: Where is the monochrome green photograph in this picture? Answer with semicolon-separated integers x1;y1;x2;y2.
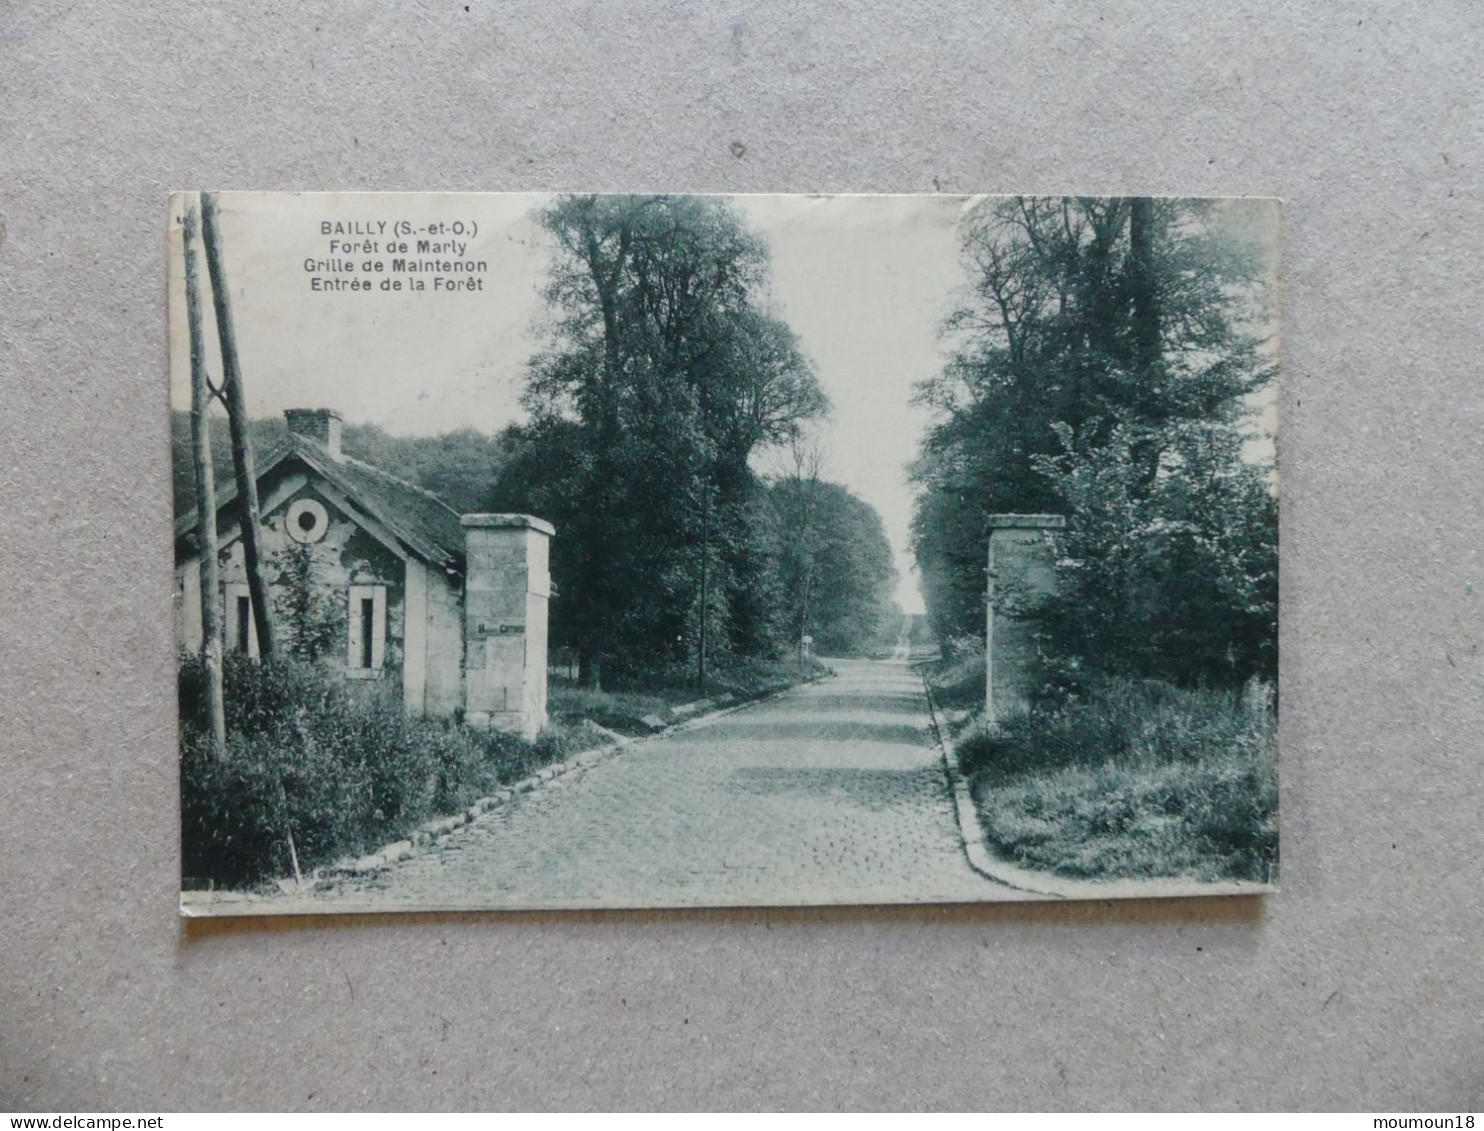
170;191;1280;914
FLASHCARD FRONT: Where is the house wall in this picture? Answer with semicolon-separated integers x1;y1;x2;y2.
423;567;465;718
397;557;465;719
198;482;410;705
402;557;428;715
177;474;475;720
174;558;203;655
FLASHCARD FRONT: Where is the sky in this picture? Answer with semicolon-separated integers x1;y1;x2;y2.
169;192;1279;618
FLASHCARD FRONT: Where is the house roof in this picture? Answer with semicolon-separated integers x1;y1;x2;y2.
175;434;467;571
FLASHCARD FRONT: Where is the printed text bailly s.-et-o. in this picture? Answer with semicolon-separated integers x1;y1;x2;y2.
304;218;488;293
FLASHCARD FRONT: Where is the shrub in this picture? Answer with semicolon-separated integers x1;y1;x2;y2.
1031;420;1279;691
182;728;297;886
958;677;1272;782
179;653;607;888
180;656;383;885
960;677;1277;882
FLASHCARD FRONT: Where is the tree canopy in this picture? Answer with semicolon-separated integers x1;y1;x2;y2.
507;194;887;684
911;196;1277;688
171;414;511;519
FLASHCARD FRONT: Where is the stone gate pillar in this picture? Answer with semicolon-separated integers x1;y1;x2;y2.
986;514;1065;723
460;514;555;740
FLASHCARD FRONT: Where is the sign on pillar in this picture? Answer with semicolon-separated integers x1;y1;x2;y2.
460;514;555;741
985;514;1065;724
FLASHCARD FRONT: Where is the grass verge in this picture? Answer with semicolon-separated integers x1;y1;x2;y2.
548;656;830;734
920;647;987;721
953;678;1277;883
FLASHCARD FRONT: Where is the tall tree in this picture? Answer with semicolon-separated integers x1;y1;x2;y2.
911;196;1276;685
528;196;640;687
527;194;826;685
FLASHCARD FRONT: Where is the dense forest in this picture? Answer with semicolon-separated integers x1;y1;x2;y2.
170;412;511;518
911;197;1278;691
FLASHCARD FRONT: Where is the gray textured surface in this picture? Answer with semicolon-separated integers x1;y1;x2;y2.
2;0;1481;1112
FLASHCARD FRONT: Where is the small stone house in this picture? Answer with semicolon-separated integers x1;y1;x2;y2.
174;408;553;736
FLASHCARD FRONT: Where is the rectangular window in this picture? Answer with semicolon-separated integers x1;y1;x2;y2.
225;583;259;658
359;597;375;669
237;596;252;656
347;584;387;674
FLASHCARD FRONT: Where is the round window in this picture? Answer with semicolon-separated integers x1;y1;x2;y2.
285;498;329;544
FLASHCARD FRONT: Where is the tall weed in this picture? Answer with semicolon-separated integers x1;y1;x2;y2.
959;677;1277;881
179;653;602;887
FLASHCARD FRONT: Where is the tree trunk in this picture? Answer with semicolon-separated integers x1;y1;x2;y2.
1127;197;1166;484
797;568;813;665
696;486;710;690
181;203;227;758
573;223;629;689
200;191;277;658
794;455;822;664
1128;197;1162;383
576;397;619;691
577;648;602;690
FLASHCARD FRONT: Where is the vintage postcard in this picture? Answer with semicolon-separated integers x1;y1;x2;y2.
170;191;1280;915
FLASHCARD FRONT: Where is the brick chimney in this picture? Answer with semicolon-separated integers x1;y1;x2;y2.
284;408;342;459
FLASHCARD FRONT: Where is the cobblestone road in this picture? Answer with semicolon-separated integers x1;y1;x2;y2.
308;658;1022;909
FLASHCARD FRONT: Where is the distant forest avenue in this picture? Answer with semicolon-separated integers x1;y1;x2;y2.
175;193;1279;906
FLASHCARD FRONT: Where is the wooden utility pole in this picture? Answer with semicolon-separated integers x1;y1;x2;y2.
195;193;302;887
181;203;227;758
200;191;276;657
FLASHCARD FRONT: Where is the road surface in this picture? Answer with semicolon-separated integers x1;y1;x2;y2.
308;657;1020;910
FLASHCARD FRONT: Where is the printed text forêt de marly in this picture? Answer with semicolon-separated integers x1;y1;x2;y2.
304;219;488;294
